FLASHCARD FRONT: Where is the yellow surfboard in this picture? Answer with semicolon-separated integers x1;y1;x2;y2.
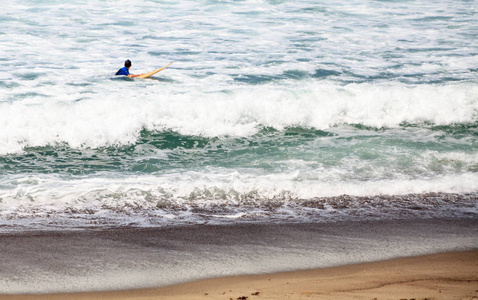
138;61;174;78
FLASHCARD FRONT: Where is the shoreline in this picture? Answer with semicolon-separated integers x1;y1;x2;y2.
2;250;477;300
1;219;477;297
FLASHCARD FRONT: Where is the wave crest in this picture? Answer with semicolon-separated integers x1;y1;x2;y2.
1;81;477;154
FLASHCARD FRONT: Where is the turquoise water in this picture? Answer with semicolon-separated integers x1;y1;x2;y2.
0;0;477;230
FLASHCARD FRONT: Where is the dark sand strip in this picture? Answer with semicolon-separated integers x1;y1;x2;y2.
0;218;477;296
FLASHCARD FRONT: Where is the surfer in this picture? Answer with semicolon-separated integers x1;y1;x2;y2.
115;59;144;78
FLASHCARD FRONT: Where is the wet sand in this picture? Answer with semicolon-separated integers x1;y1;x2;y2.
2;251;478;300
0;219;477;299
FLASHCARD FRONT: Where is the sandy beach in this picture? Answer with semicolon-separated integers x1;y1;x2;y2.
1;250;477;300
1;219;477;299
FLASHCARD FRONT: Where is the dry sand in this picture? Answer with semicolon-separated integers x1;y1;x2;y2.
2;250;477;300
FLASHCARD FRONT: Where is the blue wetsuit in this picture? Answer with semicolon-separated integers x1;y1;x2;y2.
115;67;130;76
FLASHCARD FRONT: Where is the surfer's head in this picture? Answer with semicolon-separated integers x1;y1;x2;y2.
124;59;132;69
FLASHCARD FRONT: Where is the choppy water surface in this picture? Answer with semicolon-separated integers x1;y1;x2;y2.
1;0;477;230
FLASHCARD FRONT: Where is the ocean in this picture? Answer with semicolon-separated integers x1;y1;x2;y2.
1;0;478;294
1;0;477;231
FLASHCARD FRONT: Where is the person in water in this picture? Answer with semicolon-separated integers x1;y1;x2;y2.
115;59;144;77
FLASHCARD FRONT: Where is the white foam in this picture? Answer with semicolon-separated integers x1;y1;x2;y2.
1;82;477;155
1;171;477;213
